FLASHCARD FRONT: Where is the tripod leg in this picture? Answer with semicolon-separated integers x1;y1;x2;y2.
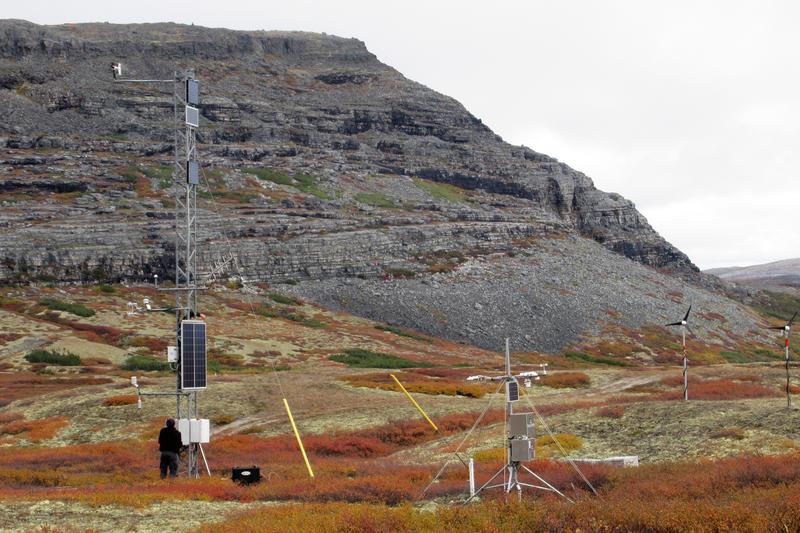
521;465;574;503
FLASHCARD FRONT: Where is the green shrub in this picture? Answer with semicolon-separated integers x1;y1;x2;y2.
98;284;116;293
269;292;300;305
384;267;417;279
412;178;467;203
254;305;327;328
564;351;630;367
752;291;800;321
24;349;82;366
243;168;293;185
243;169;333;199
121;355;170;371
292;173;334;200
329;349;433;369
355;192;396;208
38;298;95;318
139;164;173;189
374;324;430;342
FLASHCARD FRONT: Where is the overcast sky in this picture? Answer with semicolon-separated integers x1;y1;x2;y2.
6;1;800;269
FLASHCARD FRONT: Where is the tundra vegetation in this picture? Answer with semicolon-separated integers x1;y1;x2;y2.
0;284;798;531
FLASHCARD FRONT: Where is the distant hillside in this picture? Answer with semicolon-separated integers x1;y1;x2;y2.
707;258;800;295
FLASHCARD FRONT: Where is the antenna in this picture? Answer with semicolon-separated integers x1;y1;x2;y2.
768;311;797;409
666;305;692;401
466;338;571;502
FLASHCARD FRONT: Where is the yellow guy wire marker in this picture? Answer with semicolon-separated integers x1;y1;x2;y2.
283;398;314;478
389;373;439;431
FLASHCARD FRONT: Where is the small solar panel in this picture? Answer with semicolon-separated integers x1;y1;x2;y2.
181;320;207;390
506;380;519;402
186;79;200;105
185;105;199;128
187;160;199;184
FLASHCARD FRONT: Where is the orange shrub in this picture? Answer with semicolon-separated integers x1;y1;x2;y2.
0;416;69;442
539;372;591;389
710;427;746;440
103;395;139;407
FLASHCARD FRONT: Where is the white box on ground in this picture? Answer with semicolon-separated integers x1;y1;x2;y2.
178;418;211;445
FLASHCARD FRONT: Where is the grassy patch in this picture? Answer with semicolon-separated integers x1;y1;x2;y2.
293;173;334;200
38;298;95;318
719;351;752;364
752;290;800;321
374;324;431;343
412;177;466;203
329;349;433;369
97;284;116;293
121;356;170;372
139;164;173;189
355;192;396;208
243;168;333;199
118;167;139;183
564;351;631;367
24;349;82;366
383;267;417;279
254;305;327;328
268;292;300;306
243;168;293;185
341;373;489;398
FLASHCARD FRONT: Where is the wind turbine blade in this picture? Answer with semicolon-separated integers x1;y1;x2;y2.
665;321;682;327
788;312;798;327
683;305;692;322
768;326;787;330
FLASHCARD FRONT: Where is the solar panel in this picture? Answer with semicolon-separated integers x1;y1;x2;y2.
181;320;207;390
185;105;199;127
506;380;519;402
186;79;200;105
187;160;199;184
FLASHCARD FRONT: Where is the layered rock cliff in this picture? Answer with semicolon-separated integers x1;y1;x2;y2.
0;20;755;352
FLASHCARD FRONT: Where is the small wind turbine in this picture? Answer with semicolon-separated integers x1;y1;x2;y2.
666;306;692;401
769;312;797;409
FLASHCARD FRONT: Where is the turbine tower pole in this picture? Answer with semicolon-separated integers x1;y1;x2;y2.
769;313;796;410
682;323;688;401
666;306;691;402
785;327;791;408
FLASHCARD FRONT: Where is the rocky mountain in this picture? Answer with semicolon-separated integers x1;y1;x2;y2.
0;20;767;352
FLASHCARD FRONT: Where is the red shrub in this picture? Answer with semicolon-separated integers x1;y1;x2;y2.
596;405;625;418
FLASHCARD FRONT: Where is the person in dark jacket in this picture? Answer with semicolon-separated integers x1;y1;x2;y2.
158;418;183;479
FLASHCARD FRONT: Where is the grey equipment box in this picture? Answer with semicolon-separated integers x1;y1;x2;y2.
509;413;535;439
510;438;533;462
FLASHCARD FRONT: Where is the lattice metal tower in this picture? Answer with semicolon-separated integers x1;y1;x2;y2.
172;70;203;477
115;65;208;479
